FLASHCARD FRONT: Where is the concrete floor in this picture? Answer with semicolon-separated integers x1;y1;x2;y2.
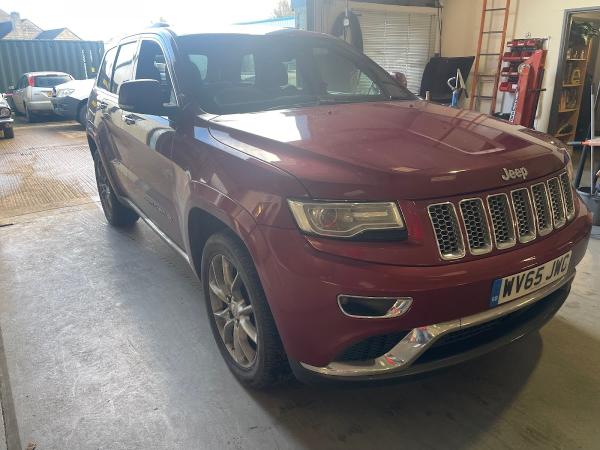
0;120;599;449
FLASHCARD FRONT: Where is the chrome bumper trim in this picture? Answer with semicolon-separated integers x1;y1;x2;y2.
300;269;575;378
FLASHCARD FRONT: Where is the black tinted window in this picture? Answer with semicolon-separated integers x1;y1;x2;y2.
97;47;117;91
34;75;72;88
111;42;137;94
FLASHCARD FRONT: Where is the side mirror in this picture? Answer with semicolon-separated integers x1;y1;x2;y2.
392;72;407;88
118;79;176;115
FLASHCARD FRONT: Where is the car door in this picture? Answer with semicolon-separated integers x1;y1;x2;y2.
99;40;141;203
90;45;133;198
12;76;26;113
114;37;182;246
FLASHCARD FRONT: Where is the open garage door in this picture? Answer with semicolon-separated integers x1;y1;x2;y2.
357;8;437;94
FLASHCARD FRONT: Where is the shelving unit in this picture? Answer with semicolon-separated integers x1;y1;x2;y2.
498;38;546;95
553;39;593;143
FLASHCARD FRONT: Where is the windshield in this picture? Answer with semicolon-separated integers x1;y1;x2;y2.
176;34;415;115
34;75;72;88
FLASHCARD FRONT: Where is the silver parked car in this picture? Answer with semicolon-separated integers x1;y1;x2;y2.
10;71;73;122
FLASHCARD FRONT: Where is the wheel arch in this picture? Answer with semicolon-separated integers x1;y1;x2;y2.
186;200;262;280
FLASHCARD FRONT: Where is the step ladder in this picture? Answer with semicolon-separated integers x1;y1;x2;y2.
469;0;511;114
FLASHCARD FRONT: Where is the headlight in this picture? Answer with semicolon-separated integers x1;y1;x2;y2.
287;200;405;239
57;88;75;97
565;154;574;181
0;107;10;118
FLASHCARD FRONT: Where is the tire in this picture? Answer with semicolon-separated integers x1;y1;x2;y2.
78;103;87;126
3;128;14;139
93;153;139;227
24;104;36;123
201;231;289;388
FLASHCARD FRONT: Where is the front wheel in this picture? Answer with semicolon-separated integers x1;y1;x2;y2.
3;128;14;139
94;154;139;227
201;231;289;388
78;103;87;126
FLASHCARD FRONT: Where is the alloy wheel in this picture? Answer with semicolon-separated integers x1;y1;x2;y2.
208;254;258;368
95;160;113;212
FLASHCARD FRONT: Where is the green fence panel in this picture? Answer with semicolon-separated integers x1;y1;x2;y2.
0;39;104;92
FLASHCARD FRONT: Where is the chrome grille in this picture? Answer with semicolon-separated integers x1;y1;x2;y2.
427;171;575;260
511;189;536;243
559;172;575;220
487;194;516;249
531;183;553;236
459;199;492;255
428;203;465;260
547;177;566;228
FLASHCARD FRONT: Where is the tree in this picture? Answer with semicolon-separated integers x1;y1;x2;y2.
273;0;293;18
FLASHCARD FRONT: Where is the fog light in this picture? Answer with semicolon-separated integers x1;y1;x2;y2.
338;295;412;319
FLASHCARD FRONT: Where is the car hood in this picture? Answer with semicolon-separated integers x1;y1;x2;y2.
208;100;569;200
54;79;94;97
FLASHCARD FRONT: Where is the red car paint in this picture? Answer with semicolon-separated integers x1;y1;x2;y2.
87;28;591;372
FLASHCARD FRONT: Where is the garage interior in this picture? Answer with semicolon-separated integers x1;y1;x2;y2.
1;1;600;449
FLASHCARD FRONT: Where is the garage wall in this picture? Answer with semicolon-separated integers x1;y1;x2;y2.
442;0;600;132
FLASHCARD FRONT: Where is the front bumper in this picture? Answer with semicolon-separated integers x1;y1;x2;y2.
254;198;591;370
299;271;572;380
0;117;13;128
51;96;80;119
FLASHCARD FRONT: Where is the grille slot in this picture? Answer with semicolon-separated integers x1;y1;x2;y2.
547;177;566;228
428;203;465;260
487;194;516;249
511;189;536;243
559;172;575;220
459;199;492;255
427;173;574;260
531;183;553;236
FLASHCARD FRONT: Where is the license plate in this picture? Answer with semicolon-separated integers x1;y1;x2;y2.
490;251;571;307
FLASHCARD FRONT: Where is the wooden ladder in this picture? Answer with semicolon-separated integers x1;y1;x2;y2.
469;0;511;114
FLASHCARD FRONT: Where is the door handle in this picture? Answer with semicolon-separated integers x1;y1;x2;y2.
122;114;138;125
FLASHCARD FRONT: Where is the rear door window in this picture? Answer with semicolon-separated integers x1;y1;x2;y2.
34;75;72;88
96;47;117;92
111;42;138;94
17;76;27;89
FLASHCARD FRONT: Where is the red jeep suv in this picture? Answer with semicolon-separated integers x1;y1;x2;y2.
86;27;592;387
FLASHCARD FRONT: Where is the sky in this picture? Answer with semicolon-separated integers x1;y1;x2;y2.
1;0;284;42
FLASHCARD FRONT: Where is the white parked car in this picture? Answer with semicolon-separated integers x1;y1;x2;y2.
9;71;73;122
51;79;95;125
